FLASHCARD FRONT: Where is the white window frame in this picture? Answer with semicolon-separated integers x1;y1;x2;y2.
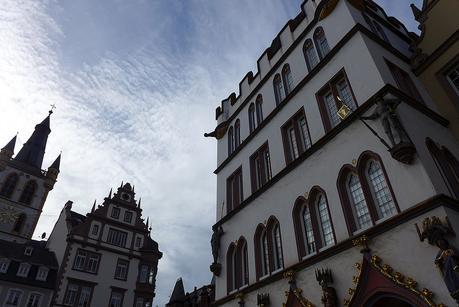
24;247;33;256
0;258;10;273
26;292;42;307
446;62;459;96
36;266;49;281
5;288;23;306
17;263;31;277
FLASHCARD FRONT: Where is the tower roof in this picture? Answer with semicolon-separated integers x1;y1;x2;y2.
14;113;52;169
168;278;186;304
49;153;61;170
1;135;17;154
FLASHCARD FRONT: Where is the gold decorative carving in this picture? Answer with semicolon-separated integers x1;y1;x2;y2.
319;0;339;20
352;235;370;252
351;159;357;166
0;206;19;224
344;254;445;307
283;270;296;282
282;288;315;307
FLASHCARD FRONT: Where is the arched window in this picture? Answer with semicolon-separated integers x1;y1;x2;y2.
234;119;240;148
426;138;459;198
237;238;249;287
273;74;285;106
0;173;18;198
271;223;283;271
303;39;319;71
364;14;389;43
338;152;398;234
282;64;294;96
293;190;335;259
248;103;256;133
255;95;263;126
313;27;330;59
13;213;26;233
228;126;234;156
226;243;236;293
254;224;270;279
261;229;269;277
19;181;36;205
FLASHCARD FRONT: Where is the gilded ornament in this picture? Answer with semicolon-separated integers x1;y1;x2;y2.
381;264;393;275
0;206;19;224
283;270;296;282
351;159;357;166
421;288;433;299
352;235;370;252
394;272;404;282
348;288;355;295
319;0;339;20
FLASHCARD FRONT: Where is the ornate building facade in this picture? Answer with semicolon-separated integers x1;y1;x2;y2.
47;182;162;307
411;0;459;140
206;0;459;306
0;111;60;243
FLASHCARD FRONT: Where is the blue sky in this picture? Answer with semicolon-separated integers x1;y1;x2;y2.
0;0;421;305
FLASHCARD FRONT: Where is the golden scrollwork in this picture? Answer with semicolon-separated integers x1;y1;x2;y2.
344;254;445;307
283;270;296;282
353;235;370;251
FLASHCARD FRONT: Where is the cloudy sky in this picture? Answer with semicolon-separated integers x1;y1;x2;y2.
0;0;421;305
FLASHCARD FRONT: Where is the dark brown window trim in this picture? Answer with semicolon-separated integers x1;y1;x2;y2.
250;142;272;193
114;258;130;281
226;166;243;214
212;194;459;306
281;107;312;165
362;6;413;44
71;249;102;275
385;58;424;104
214;24;411;175
436;54;459;110
213;85;449;230
316;68;358;132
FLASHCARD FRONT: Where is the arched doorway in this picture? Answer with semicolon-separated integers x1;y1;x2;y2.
365;295;414;307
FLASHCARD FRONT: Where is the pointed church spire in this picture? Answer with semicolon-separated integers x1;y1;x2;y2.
49;153;61;170
168;278;186;304
15;112;52;169
91;200;96;213
1;135;17;158
410;3;422;20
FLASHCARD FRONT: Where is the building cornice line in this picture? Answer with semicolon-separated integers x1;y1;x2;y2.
211;194;459;306
214;23;410;174
212;85;448;229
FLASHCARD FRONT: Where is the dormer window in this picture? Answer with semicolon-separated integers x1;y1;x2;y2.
36;266;49;281
24;246;33;256
124;211;133;223
111;207;120;219
135;237;142;248
17;263;31;277
0;258;10;273
92;224;99;236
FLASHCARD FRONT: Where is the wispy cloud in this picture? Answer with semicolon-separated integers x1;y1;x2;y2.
0;0;419;304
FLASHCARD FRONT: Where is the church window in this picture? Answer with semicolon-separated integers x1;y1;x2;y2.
303;39;318;72
348;174;372;230
124;211;133;223
226;167;243;213
26;293;42;307
114;259;129;280
317;194;334;247
13;213;26;233
107;228;127;247
317;70;357;131
281;108;312;163
282;64;294;96
256;95;263;126
109;291;123;307
36;267;49;281
111;207;120;219
19;180;36;205
17;263;31;277
0;173;18;198
386;59;423;103
250;143;272;192
234;119;241;148
273;74;285;105
249;103;256;133
313;27;330;59
5;289;22;306
0;258;10;273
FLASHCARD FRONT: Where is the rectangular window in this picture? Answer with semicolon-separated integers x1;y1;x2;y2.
386;60;423;103
26;293;42;307
114;259;129;280
5;289;22;306
107;228;128;247
63;284;78;306
124;211;133;223
0;258;10;273
36;267;49;281
63;283;93;307
446;62;459;96
91;224;99;236
250;143;272;192
72;249;101;274
135;237;142;248
281;109;312;163
109;291;123;307
226;167;243;213
317;70;357;132
111;207;120;219
17;263;30;277
139;264;149;283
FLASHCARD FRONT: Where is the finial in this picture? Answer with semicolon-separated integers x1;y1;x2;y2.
91;200;96;213
108;188;112;198
49;104;56;115
146;217;149;229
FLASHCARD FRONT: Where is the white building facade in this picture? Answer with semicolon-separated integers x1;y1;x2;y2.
47;183;162;307
208;0;459;306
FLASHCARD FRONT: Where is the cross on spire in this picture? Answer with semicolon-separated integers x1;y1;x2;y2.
49;104;56;115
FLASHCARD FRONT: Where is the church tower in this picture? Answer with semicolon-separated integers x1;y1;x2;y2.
0;111;60;242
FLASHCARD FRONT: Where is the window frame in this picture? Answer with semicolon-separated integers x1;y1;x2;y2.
436;56;459;109
114;258;129;281
5;288;23;306
36;266;49;281
106;228;128;248
0;173;19;198
281;107;312;164
282;64;294;96
303;39;319;72
108;289;125;307
0;258;10;273
248;103;256;133
313;27;330;60
19;180;37;205
273;73;285;106
226;167;243;214
250;142;272;193
63;279;95;307
26;292;42;307
228;126;234;156
255;94;264;126
234;119;241;148
123;211;133;223
72;249;101;274
386;58;423;103
316;69;358;132
17;263;31;277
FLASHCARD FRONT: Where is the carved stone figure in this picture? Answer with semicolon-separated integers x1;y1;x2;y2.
315;268;338;307
361;97;409;147
417;216;459;302
211;226;224;263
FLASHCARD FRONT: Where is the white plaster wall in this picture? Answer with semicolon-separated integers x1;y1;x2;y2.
46;208;69;266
